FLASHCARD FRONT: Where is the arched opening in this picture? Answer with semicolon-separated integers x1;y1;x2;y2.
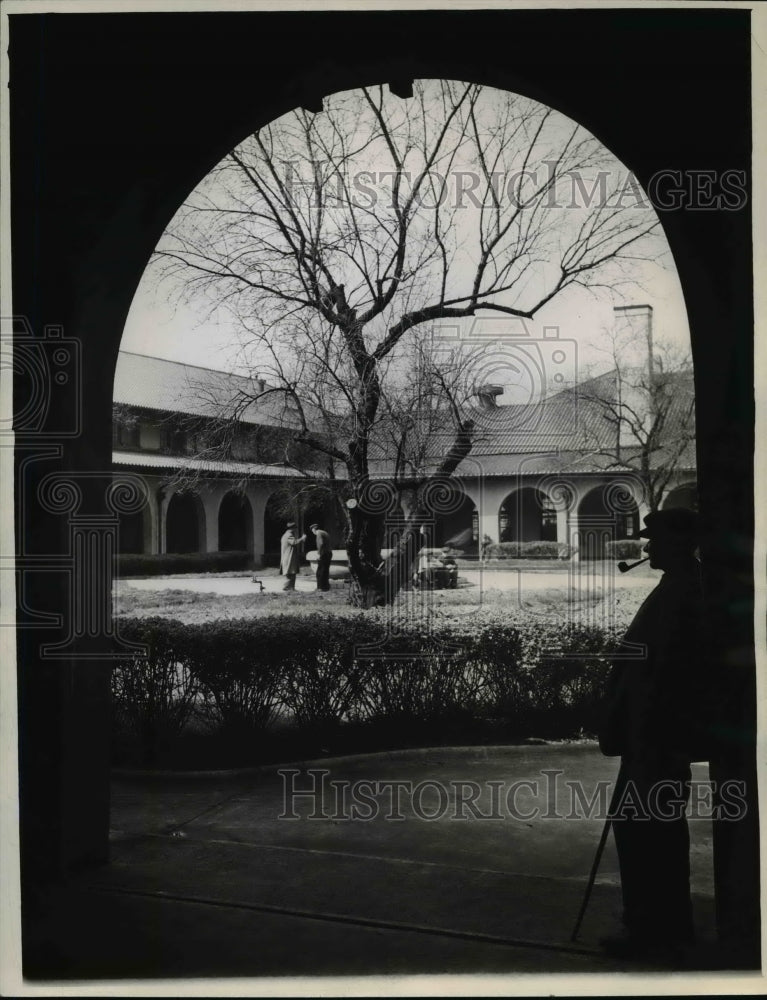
263;492;291;566
165;492;204;554
417;490;478;555
662;482;698;511
14;12;755;965
117;508;146;554
576;483;639;560
218;491;253;553
499;488;557;543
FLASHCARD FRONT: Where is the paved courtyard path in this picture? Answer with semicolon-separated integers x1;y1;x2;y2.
25;744;719;981
116;564;660;597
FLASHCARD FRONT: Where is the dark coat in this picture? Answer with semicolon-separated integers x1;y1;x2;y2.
599;558;710;767
313;529;332;559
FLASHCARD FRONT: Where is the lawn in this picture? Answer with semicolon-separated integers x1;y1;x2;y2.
113;567;651;632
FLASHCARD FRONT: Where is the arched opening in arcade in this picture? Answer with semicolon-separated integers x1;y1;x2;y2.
117;507;148;555
421;491;478;555
263;491;291;566
218;491;254;554
576;483;640;560
499;487;557;544
165;491;204;554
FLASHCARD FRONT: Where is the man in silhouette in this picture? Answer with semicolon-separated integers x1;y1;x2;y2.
599;508;709;960
309;522;333;592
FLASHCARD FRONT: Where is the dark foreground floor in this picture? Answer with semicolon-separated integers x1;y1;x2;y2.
21;744;744;986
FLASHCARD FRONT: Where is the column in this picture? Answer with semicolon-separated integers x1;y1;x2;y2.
247;484;269;568
200;486;222;553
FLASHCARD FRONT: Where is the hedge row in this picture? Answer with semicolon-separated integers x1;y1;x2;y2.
115;550;251;577
604;539;646;560
112;614;616;764
487;541;572;559
485;540;646;560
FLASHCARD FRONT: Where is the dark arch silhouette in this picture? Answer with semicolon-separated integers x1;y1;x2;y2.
263;492;291;567
218;491;253;553
117;508;146;555
577;484;639;560
165;492;203;554
430;493;477;554
499;488;556;544
10;9;755;963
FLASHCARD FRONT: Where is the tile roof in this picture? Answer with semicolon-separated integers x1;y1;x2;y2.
112;451;304;477
369;370;695;474
114;353;695;476
113;352;318;428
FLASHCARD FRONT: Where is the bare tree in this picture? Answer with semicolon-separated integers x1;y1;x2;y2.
152;80;663;605
575;332;696;513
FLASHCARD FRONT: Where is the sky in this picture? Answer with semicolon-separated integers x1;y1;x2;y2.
119;80;692;402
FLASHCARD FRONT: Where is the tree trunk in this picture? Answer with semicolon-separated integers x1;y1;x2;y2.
345;420;475;607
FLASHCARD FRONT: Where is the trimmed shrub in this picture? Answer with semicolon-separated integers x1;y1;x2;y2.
517;622;618;737
462;623;525;718
604;539;646;560
111;613;618;765
111;617;200;765
273;615;380;730
184;620;286;738
357;632;487;723
487;541;572;560
116;550;251;577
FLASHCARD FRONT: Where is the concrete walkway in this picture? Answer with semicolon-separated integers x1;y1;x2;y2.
24;744;721;981
116;565;660;597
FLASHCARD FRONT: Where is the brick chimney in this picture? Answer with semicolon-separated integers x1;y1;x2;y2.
476;384;504;409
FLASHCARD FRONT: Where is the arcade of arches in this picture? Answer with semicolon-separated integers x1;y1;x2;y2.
116;472;697;563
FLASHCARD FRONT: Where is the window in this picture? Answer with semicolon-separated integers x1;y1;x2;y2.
113;422;139;449
540;495;558;541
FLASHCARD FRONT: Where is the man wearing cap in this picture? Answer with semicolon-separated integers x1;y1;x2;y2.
280;522;306;591
599;507;709;960
309;523;333;592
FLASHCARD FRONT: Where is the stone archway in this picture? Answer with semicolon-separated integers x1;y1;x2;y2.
11;11;755;961
437;494;478;555
576;482;640;560
263;492;290;567
218;491;253;553
165;492;204;554
499;487;557;543
117;508;146;554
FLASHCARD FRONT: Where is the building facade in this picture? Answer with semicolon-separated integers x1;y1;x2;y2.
113;352;697;565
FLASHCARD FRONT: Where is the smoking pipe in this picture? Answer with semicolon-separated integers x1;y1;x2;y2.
617;557;650;573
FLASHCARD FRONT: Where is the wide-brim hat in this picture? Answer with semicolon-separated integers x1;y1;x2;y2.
286;521;297;529
309;523;319;530
638;508;699;540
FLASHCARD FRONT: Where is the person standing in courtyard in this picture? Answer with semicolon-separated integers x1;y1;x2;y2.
309;522;332;592
598;507;710;960
280;521;306;591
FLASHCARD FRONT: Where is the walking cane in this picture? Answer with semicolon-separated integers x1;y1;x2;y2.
570;762;624;942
